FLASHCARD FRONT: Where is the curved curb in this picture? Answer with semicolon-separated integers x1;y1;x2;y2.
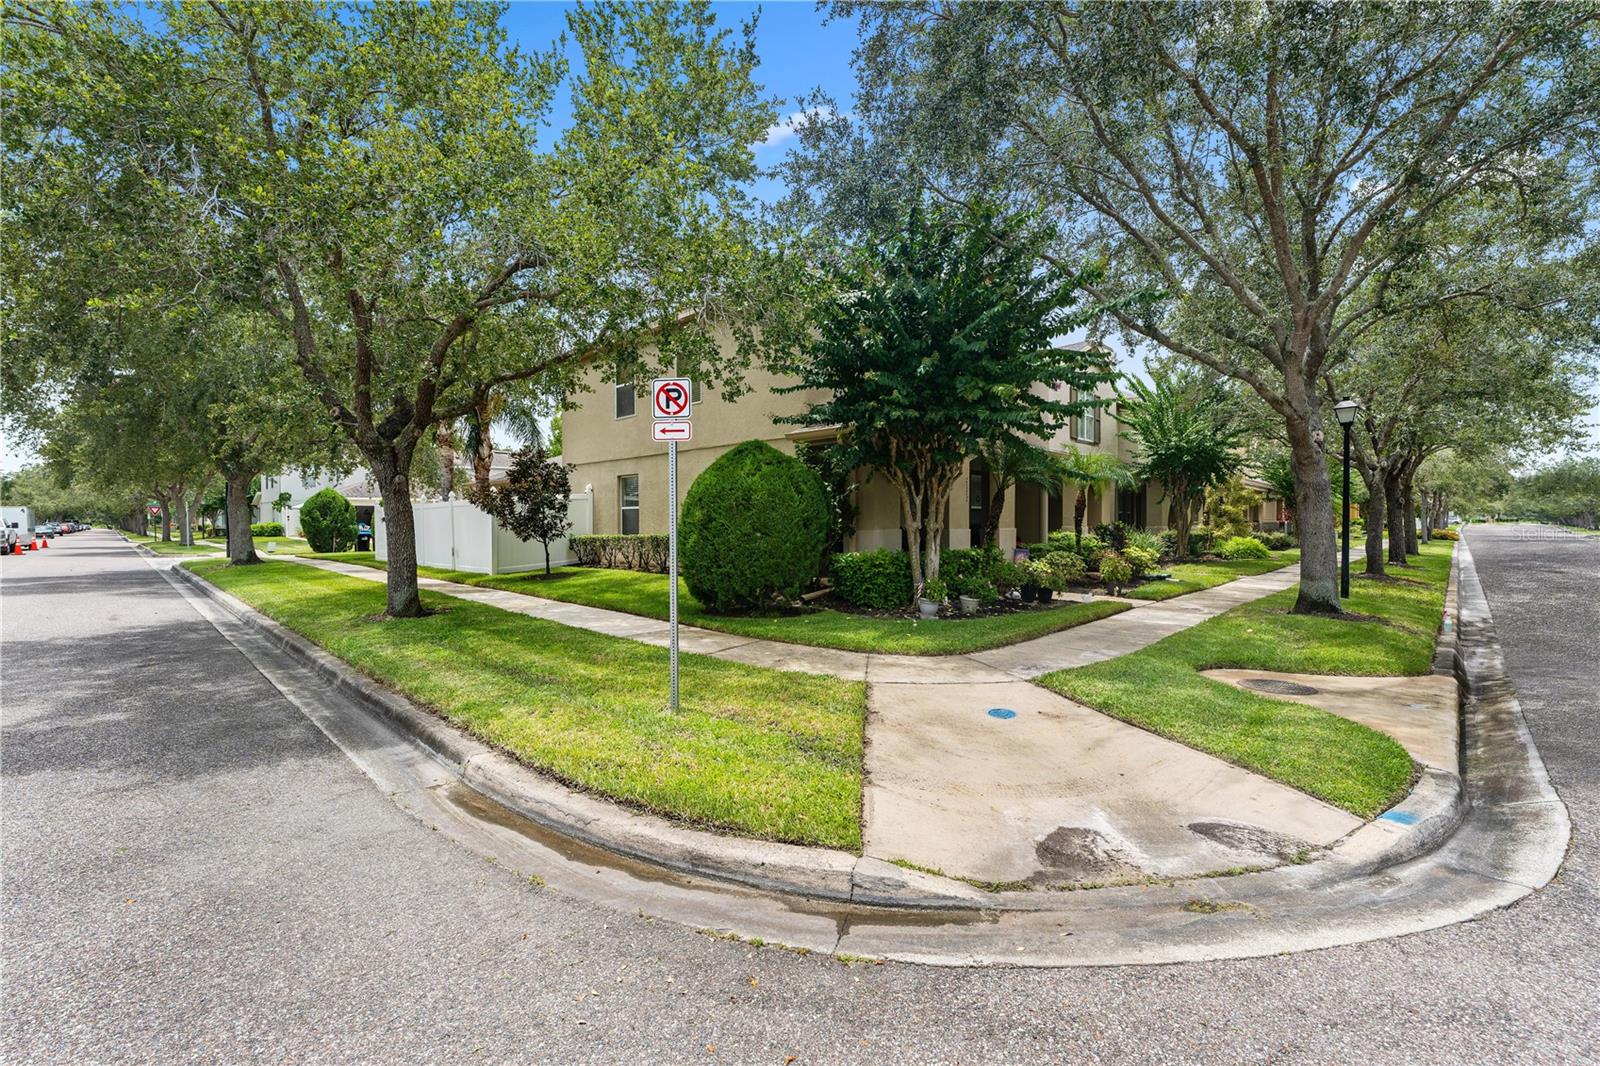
170;556;1468;915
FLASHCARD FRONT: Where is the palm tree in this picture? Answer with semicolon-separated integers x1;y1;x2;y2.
974;439;1069;547
1115;371;1244;556
1058;448;1134;544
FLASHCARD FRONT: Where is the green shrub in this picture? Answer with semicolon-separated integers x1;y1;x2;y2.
250;521;285;537
1044;550;1086;587
992;559;1031;596
1259;530;1296;550
299;489;356;552
1098;550;1133;593
679;440;830;613
942;546;1003;604
1430;528;1460;541
1046;530;1106;565
572;534;670;572
831;550;913;609
1123;544;1159;576
1216;534;1271;560
1126;527;1165;560
921;576;949;602
1092;521;1132;551
1187;527;1217;555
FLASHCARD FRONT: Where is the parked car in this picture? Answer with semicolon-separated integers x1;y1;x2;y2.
34;524;56;539
1;523;18;555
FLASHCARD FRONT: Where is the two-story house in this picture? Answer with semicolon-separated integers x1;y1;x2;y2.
561;327;1189;555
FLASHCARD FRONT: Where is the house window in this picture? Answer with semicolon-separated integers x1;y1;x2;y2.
619;474;640;534
614;382;636;419
1071;388;1100;444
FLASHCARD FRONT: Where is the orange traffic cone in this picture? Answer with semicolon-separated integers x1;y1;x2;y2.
38;536;47;549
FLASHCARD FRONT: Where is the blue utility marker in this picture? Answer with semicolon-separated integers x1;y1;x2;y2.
987;708;1018;720
1379;810;1420;826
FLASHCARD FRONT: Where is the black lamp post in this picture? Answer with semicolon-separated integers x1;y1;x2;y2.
1333;398;1362;598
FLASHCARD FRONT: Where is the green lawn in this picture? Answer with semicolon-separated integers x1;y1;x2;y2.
1037;543;1454;817
309;555;1130;655
186;560;866;849
1120;550;1300;601
123;533;221;556
200;535;319;556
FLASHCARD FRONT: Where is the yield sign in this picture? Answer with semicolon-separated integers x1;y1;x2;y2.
651;377;693;419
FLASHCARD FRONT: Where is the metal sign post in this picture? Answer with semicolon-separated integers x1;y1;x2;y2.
651;378;693;713
668;437;679;712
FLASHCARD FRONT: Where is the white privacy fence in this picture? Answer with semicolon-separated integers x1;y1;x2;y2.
374;493;593;575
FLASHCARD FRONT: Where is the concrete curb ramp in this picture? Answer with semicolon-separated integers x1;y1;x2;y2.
157;537;1568;965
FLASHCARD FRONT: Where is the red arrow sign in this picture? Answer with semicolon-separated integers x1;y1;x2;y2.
652;420;692;442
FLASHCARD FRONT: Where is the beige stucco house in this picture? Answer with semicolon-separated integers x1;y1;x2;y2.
562;327;1278;553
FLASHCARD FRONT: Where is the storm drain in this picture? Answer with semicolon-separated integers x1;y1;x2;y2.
1239;677;1320;696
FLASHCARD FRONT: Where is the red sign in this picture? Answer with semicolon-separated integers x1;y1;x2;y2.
650;377;693;419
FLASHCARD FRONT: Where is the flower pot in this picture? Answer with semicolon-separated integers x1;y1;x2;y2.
1081;590;1095;603
917;598;941;619
1022;583;1041;603
1036;588;1053;604
958;595;979;615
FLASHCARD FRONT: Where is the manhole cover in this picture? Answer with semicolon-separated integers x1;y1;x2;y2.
1239;678;1320;696
987;707;1018;720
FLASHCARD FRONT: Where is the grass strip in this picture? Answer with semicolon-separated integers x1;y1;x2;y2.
302;553;1129;656
1120;550;1300;601
1036;543;1453;817
187;560;866;850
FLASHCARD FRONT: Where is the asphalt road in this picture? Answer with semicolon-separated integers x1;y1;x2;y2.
3;526;1596;1064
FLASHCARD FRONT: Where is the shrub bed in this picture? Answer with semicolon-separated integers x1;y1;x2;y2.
1216;535;1270;560
250;521;285;537
830;550;913;610
572;534;670;572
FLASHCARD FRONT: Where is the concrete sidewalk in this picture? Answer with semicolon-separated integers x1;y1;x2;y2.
286;554;1305;682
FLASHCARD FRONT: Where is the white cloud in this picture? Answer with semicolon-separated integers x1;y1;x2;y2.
759;106;837;150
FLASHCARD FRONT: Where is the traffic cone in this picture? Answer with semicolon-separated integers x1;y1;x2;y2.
38;536;47;549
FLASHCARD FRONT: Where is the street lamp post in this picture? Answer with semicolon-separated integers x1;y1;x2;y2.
1333;398;1362;599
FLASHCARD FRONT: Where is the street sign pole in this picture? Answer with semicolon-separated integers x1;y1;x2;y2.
668;438;679;712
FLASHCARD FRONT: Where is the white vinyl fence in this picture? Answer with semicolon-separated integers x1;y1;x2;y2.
374;493;593;575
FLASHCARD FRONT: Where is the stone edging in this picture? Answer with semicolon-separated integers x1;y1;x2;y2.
166;546;1472;913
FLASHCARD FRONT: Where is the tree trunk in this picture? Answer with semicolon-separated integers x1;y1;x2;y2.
187;485;207;548
472;399;494;497
1385;473;1407;565
225;469;259;564
438;423;457;501
372;455;423;617
159;498;173;542
982;477;1008;548
895;482;926;601
1360;467;1386;577
1284;408;1341;614
1168;489;1194;557
1073;489;1088;544
1403;474;1420;555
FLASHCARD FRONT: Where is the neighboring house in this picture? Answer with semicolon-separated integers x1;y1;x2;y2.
562;329;1201;555
254;470;382;536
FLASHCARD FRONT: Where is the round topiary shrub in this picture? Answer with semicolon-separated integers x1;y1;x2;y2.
680;440;829;613
1216;534;1270;560
299;488;357;553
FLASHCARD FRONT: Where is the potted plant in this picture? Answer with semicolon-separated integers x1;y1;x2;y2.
918;576;948;618
950;574;993;615
1021;557;1053;602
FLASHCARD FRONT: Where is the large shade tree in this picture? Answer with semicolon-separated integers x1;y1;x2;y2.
10;2;787;616
779;202;1119;596
784;1;1600;613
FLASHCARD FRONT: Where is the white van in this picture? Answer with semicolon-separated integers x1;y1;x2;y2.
1;506;34;553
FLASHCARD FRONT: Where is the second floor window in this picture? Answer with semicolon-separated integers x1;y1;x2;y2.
1070;388;1101;444
615;383;636;419
619;474;640;534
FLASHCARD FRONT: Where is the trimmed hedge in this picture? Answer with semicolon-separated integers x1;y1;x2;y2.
250;522;285;537
831;550;913;610
680;441;830;612
299;489;356;552
572;534;670;573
